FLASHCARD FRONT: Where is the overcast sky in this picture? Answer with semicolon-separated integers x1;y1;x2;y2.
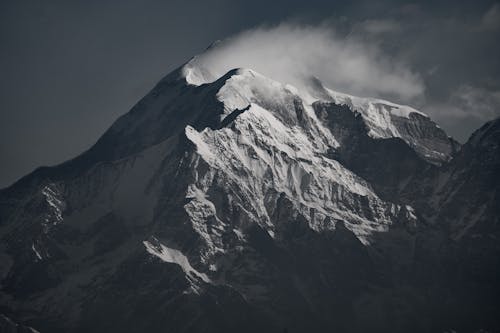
1;0;499;188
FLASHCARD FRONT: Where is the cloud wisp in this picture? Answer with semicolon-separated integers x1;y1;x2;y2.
190;23;424;103
428;85;500;120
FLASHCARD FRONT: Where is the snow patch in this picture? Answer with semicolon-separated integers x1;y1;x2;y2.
326;88;426;138
185;126;216;163
184;182;227;260
41;184;64;232
143;238;211;284
31;243;43;261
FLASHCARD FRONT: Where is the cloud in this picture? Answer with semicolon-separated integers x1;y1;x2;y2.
426;85;500;121
480;3;500;31
424;85;500;141
448;85;500;120
191;23;424;102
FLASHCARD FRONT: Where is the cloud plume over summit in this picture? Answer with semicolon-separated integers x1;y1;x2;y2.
191;24;425;103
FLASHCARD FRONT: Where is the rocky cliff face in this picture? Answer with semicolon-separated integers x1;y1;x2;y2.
0;54;498;333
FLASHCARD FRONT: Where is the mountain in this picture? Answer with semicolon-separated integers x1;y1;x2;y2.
0;51;498;333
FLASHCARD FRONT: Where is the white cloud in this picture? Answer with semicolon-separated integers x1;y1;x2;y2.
480;3;500;31
191;23;424;102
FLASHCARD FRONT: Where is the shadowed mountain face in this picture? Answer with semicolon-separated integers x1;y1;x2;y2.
0;55;498;333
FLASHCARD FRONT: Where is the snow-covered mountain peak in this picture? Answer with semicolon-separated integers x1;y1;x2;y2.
182;54;425;118
181;56;456;164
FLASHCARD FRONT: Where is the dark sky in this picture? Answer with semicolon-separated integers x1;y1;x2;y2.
1;0;499;188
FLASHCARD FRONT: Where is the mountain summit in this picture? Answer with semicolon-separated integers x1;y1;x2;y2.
0;51;498;333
